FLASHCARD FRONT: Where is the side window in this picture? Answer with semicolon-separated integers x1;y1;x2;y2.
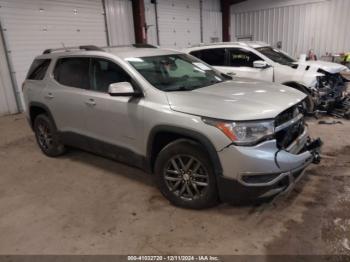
228;48;262;67
190;48;226;66
90;58;132;93
54;57;90;89
27;59;51;80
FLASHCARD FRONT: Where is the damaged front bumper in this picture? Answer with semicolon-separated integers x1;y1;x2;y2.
216;129;322;203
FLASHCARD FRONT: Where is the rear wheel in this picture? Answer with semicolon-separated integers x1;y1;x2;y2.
33;114;66;157
154;140;218;209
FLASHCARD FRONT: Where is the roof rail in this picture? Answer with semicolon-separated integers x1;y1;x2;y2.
42;45;104;54
132;43;158;48
189;41;269;48
103;44;158;49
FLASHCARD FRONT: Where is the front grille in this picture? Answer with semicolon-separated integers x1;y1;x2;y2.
275;104;305;149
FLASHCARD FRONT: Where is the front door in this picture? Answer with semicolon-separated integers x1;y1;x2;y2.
221;48;274;82
83;57;144;161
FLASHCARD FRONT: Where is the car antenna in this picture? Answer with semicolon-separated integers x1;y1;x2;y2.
61;42;68;52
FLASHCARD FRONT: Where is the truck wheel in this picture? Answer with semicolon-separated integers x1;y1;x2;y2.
33;114;66;157
154;139;218;209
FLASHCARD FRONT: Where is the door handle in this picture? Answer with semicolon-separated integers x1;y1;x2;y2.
45;93;54;99
85;99;96;106
227;72;236;76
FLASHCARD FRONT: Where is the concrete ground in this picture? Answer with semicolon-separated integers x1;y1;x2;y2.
0;114;350;255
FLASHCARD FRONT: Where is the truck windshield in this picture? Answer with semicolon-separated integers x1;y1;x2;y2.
256;47;296;66
126;54;227;92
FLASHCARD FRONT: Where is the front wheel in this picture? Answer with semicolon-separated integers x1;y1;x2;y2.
154;140;219;209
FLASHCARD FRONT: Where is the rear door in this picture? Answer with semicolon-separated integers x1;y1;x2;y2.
189;48;232;75
44;57;91;137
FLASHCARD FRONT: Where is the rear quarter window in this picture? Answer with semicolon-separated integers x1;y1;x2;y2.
53;57;90;89
27;59;51;80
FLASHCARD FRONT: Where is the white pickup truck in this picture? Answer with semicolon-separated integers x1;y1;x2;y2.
186;42;349;113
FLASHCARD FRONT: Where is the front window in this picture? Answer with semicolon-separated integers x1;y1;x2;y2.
126;54;226;92
256;47;296;66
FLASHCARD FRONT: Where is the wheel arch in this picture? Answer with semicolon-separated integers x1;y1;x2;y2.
146;125;223;176
282;81;312;95
28;102;57;130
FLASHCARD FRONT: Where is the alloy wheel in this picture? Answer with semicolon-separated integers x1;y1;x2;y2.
163;155;209;201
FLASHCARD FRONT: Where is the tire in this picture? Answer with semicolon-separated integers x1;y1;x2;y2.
154;139;218;209
33;114;66;157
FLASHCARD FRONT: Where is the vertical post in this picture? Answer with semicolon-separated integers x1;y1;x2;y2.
132;0;147;44
199;0;203;43
221;0;231;42
102;0;111;46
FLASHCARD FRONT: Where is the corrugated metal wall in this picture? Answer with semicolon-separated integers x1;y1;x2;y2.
202;0;222;43
105;0;135;46
231;0;350;58
0;0;107;111
156;0;201;48
144;0;222;48
144;0;158;46
0;27;18;115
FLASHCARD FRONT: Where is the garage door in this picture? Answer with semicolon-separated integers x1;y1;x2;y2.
157;0;201;49
0;0;108;109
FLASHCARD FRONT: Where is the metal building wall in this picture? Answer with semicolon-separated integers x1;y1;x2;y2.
144;0;222;48
0;27;18;115
231;0;350;58
144;0;158;46
202;0;222;44
0;0;107;112
105;0;135;46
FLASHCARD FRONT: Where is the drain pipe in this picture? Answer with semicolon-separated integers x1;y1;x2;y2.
200;0;203;43
0;21;22;112
152;0;160;45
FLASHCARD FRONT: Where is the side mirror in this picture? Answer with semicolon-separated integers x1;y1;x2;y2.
108;82;140;97
253;60;270;69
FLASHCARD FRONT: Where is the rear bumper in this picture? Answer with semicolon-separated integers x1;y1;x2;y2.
216;133;322;203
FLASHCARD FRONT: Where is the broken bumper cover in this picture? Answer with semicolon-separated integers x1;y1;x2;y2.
217;135;322;203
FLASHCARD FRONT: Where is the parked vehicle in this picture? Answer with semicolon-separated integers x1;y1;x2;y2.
23;45;321;209
185;42;349;113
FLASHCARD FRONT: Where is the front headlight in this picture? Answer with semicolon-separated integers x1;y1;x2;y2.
202;118;275;146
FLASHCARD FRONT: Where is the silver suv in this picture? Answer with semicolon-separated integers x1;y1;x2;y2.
23;45;322;209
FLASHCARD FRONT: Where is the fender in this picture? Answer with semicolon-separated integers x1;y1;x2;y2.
28;102;57;130
282;81;312;95
146;125;223;176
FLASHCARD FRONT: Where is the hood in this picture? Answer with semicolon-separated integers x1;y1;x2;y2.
166;78;306;121
294;60;347;74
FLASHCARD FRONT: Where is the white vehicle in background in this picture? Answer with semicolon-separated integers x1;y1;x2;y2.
185;42;349;113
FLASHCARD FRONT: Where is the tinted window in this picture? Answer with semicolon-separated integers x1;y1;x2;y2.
90;58;131;93
190;48;226;66
54;57;90;89
229;48;261;67
27;59;51;80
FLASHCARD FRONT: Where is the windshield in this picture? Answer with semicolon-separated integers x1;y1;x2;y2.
256;47;296;66
126;54;226;92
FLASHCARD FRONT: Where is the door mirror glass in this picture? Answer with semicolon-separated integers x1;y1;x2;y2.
108;82;136;96
253;60;270;69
